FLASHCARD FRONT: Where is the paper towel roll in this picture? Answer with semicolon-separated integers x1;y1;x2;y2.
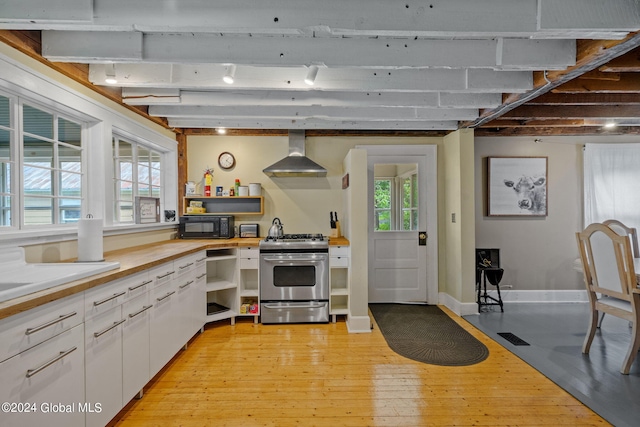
77;218;104;262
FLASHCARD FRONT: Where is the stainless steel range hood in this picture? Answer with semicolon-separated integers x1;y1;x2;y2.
263;130;327;177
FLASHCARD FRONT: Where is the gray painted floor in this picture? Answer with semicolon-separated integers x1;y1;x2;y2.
463;303;640;427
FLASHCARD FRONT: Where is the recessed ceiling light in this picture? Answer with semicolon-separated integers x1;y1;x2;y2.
223;65;236;84
216;127;227;134
604;122;617;128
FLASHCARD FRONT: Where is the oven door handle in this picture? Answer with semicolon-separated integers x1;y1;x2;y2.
263;302;328;309
262;257;322;263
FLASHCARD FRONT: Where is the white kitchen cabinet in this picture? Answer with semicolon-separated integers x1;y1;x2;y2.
238;246;259;323
84;305;125;427
329;245;350;322
204;248;238;325
0;293;84;364
175;251;206;347
149;266;179;378
121;288;151;402
0;324;85;427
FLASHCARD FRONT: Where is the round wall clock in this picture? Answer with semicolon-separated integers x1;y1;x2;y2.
218;151;236;170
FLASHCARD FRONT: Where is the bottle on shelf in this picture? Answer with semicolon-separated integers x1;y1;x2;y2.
234;179;240;197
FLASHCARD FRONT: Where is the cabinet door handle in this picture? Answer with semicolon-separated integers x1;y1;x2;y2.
128;304;153;319
93;291;126;306
179;280;194;289
179;262;194;269
25;311;77;335
156;290;176;302
156;271;175;279
129;280;153;291
93;319;126;338
26;346;77;378
196;273;206;280
196;257;207;262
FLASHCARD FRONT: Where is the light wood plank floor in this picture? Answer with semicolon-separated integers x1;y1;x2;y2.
110;307;609;426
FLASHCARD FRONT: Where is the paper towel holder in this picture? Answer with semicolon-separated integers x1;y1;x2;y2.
76;214;105;263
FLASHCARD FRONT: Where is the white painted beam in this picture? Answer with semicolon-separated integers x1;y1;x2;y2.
149;105;479;121
167;118;460;131
121;88;501;109
90;64;532;93
0;0;635;39
43;32;575;70
538;0;640;31
42;31;143;61
0;0;92;23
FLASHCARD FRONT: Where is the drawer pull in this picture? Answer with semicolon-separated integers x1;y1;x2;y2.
129;279;153;291
156;270;175;279
26;346;77;378
196;273;206;280
196;257;207;262
93;319;126;338
179;280;194;289
128;305;153;319
179;262;194;270
156;290;175;302
93;291;126;306
25;311;77;335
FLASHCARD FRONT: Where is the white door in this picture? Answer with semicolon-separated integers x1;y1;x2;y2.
359;145;438;303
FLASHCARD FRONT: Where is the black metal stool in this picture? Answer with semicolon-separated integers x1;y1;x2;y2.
475;248;504;312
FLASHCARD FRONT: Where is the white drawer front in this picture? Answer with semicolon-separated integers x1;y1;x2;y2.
84;280;128;320
0;293;84;363
0;324;85;427
239;248;259;258
148;263;176;288
329;246;350;257
122;270;152;301
330;256;349;268
239;257;259;270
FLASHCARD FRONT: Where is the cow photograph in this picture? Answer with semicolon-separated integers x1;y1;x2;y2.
487;157;548;216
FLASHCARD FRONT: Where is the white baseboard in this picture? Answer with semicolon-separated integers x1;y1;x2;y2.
440;289;589;316
347;314;372;333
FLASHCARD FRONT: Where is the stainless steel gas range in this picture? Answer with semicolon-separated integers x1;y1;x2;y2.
259;234;329;323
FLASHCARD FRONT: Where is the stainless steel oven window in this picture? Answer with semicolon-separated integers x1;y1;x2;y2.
273;265;316;287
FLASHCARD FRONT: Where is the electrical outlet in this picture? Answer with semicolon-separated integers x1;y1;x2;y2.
451;213;456;223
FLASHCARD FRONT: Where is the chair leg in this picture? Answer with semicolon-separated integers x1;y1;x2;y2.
582;309;599;354
597;312;605;328
620;321;640;374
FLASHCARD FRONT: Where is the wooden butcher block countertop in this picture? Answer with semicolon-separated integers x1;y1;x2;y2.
0;236;350;321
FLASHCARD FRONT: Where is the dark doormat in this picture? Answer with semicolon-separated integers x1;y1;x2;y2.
369;303;490;366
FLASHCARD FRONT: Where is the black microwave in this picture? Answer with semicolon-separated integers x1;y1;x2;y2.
179;215;234;239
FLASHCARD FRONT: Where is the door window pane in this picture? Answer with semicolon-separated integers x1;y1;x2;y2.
374;179;392;231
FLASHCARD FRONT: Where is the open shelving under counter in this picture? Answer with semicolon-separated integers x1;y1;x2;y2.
204;248;238;325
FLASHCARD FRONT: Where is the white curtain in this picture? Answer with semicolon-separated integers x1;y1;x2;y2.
584;143;640;232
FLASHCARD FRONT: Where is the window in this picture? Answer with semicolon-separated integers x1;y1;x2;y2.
113;135;162;223
374;169;419;231
374;178;392;230
0;93;84;229
583;143;640;232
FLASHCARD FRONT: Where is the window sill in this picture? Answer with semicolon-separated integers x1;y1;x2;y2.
0;222;178;247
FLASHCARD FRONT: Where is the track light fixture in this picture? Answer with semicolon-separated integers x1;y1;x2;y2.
104;64;117;84
223;65;236;84
304;65;319;85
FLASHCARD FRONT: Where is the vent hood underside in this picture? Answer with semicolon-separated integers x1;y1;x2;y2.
263;130;327;177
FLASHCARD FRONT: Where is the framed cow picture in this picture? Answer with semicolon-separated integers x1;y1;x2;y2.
487;156;548;216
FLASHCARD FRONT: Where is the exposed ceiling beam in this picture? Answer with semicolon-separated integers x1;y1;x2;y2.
2;0;636;39
500;105;640;119
167;118;459;131
479;119;586;128
89;64;533;93
552;73;640;92
525;92;640;105
474;126;640;137
599;47;640;72
464;31;640;128
42;32;576;71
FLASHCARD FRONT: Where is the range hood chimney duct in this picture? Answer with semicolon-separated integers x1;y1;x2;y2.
262;130;327;177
